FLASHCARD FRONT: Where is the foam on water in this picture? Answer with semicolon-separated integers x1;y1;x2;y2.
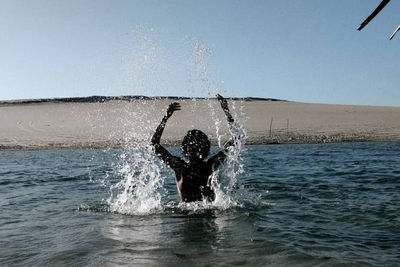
104;32;247;215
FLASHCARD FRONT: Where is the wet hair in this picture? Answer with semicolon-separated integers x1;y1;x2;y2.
181;129;210;160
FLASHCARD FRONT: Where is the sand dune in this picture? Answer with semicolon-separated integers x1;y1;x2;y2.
1;97;399;150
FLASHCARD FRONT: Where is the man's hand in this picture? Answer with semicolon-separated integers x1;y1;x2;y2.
216;94;234;123
166;102;181;118
216;94;229;111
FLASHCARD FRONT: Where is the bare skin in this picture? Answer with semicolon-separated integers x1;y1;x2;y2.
151;94;235;202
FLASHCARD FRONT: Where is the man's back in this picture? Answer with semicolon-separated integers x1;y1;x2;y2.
172;159;215;202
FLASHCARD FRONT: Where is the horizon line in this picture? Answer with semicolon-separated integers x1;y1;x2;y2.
0;95;285;105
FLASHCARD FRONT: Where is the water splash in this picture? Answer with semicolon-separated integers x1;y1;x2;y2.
210;101;248;209
124;25;169;96
97;96;166;215
102;35;247;215
188;41;214;96
107;142;164;215
189;40;248;209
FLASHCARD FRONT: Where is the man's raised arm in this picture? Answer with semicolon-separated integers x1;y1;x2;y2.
207;94;236;169
151;102;181;145
151;102;182;167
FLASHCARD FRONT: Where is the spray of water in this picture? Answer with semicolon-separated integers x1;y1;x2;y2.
102;100;166;215
103;30;247;215
108;142;163;214
209;101;248;209
124;25;169;96
189;41;248;209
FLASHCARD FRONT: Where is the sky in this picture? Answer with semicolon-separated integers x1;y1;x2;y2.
0;0;399;106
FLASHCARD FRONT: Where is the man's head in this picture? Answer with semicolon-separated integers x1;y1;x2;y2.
181;129;210;160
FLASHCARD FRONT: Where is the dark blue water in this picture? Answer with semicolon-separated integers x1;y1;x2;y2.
1;142;399;266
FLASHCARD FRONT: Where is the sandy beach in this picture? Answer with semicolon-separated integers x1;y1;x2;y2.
1;97;400;150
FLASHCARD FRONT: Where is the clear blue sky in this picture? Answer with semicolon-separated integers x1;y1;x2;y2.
0;0;399;106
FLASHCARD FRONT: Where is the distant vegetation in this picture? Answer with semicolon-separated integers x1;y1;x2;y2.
0;95;286;105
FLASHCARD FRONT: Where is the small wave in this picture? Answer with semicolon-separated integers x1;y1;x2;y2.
78;202;236;217
56;174;89;182
77;203;109;213
78;193;271;217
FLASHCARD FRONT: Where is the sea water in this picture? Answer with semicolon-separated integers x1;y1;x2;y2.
1;142;399;266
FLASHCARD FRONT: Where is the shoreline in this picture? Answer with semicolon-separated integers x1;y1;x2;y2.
1;135;399;152
0;95;284;106
1;97;400;151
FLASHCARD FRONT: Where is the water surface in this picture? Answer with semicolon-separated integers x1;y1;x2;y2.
1;142;399;266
